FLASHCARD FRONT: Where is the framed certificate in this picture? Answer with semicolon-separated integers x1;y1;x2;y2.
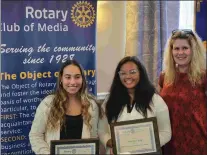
50;138;99;155
110;117;162;155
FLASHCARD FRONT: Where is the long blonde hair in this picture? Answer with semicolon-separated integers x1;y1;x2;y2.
163;30;206;86
47;60;99;131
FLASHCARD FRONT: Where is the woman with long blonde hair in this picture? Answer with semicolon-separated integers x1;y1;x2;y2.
29;59;103;154
159;29;206;155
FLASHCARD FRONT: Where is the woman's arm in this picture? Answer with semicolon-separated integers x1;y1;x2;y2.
97;97;111;149
29;96;52;154
153;94;172;146
98;114;111;149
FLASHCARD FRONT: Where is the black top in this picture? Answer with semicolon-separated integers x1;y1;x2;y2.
127;100;136;113
60;114;83;140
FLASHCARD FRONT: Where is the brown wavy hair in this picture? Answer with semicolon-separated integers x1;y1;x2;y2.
163;30;206;86
47;59;102;131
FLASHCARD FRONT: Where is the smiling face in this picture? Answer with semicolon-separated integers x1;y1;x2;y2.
172;39;192;69
119;61;140;91
61;64;83;96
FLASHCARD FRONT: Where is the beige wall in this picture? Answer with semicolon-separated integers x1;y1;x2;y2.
96;1;126;93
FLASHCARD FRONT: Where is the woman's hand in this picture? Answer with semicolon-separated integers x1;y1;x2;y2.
110;148;114;155
106;139;113;148
106;139;114;155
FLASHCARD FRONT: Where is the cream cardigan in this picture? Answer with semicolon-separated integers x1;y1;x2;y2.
29;95;100;154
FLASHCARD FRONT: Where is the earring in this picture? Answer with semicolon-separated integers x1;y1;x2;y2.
175;63;179;68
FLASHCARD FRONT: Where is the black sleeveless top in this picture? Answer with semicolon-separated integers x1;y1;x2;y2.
60;114;83;139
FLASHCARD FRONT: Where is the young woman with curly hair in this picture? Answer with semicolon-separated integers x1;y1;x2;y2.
29;59;103;154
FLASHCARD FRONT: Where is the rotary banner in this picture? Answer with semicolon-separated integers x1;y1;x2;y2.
1;0;97;154
195;0;207;48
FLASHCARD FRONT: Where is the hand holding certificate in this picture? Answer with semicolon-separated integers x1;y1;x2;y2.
110;117;162;155
50;138;99;155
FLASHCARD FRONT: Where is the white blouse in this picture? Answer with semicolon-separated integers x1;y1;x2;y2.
98;93;172;154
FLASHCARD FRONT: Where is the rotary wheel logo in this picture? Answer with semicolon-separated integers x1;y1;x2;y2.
71;1;96;28
72;149;76;154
